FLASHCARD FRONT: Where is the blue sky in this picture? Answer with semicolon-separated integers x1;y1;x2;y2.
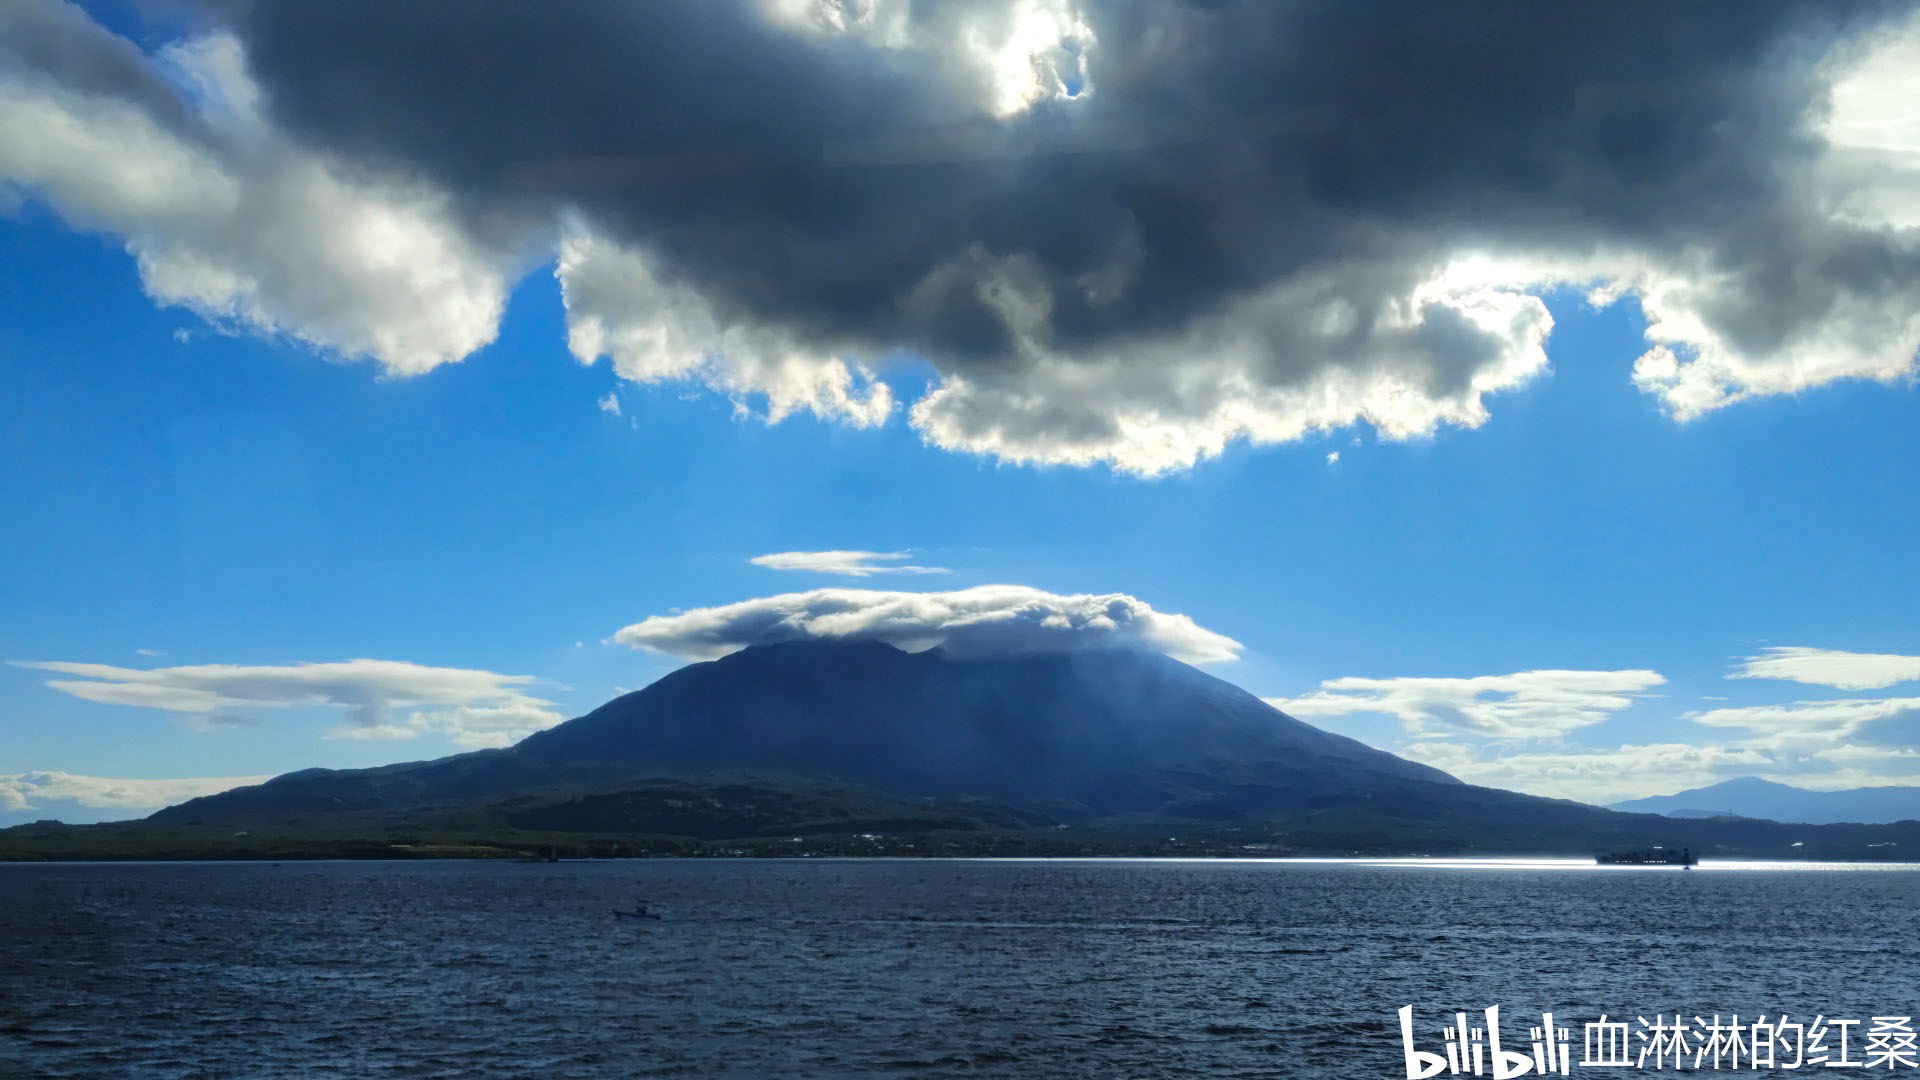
6;203;1918;820
4;0;1920;822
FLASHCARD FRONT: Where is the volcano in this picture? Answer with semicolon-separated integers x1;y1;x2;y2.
157;639;1469;823
140;639;1920;860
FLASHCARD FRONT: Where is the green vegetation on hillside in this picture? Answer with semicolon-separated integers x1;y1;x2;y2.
6;773;1918;862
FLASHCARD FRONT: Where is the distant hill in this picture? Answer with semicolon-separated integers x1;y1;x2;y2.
1610;777;1920;825
0;775;1053;860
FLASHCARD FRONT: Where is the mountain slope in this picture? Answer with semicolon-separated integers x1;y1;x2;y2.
1610;777;1920;825
515;640;1457;810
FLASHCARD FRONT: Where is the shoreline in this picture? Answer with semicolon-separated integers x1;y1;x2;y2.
8;853;1920;868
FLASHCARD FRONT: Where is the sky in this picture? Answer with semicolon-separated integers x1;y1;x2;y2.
4;0;1920;823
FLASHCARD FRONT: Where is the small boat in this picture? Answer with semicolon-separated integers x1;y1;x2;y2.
612;905;661;920
1596;847;1696;866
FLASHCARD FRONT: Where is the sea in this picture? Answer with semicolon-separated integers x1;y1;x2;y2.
2;858;1916;1078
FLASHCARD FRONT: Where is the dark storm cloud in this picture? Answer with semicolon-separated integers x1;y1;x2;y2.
1;0;199;131
214;0;1010;353
10;0;1918;471
209;0;1900;364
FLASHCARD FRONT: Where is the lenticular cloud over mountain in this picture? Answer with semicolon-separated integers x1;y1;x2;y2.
611;585;1243;665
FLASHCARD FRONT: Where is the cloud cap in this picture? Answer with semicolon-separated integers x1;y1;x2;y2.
612;585;1241;665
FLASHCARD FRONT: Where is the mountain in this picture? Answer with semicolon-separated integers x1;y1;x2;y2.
1610;777;1920;825
520;640;1462;812
155;640;1465;825
117;640;1920;859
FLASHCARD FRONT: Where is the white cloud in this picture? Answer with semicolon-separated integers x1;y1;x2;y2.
0;770;272;816
907;257;1556;476
1624;285;1920;422
1324;451;1339;465
323;702;567;749
1399;741;1777;806
749;549;950;577
558;227;893;429
10;658;565;748
0;19;516;376
1269;668;1666;740
596;391;622;417
325;722;422;742
1687;696;1920;742
1819;15;1920;235
1611;20;1920;419
612;584;1241;664
1730;646;1920;691
1403;737;1920;806
1797;744;1920;791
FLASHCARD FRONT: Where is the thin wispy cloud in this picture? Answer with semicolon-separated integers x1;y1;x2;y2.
1730;646;1920;691
1399;741;1777;807
1269;669;1667;741
0;770;272;816
9;658;564;749
1688;696;1920;742
749;550;950;578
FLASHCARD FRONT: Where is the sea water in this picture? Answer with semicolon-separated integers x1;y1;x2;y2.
2;858;1915;1077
